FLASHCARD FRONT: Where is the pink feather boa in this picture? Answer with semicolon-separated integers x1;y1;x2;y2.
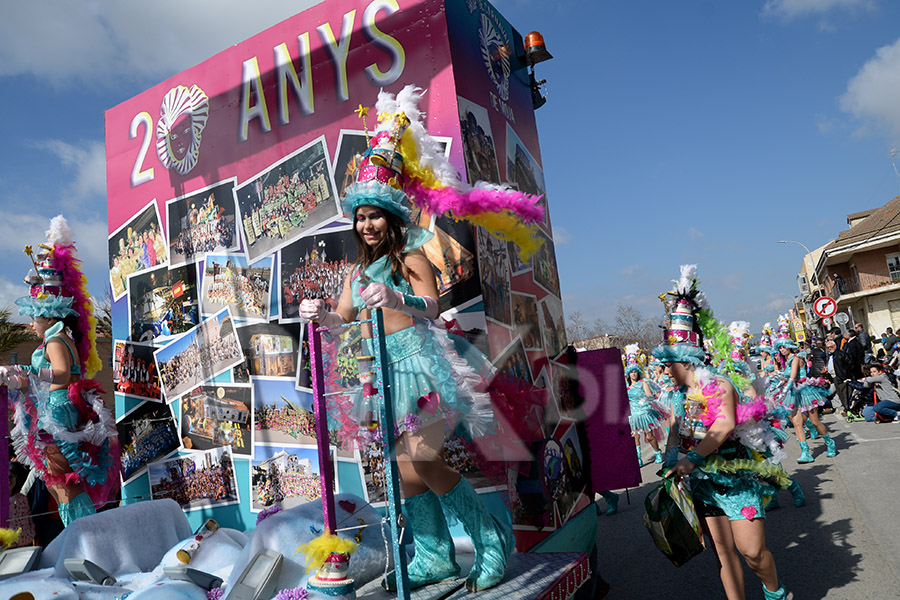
406;181;544;223
696;380;767;428
51;243;96;376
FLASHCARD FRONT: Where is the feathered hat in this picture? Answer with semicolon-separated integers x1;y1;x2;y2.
727;321;751;375
652;264;708;365
756;323;774;355
772;314;797;351
623;343;644;377
342;86;545;260
16;216;102;378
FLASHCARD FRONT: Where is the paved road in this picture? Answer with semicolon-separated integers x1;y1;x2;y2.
598;413;900;599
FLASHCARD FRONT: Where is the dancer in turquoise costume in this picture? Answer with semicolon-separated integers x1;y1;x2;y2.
769;316;835;463
300;86;544;592
656;265;792;600
3;216;119;526
624;344;666;465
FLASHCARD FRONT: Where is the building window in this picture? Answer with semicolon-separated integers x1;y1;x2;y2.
888;253;900;282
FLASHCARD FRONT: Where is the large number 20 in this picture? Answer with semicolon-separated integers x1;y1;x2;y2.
130;111;155;187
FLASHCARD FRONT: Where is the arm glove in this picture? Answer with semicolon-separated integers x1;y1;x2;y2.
298;298;346;329
359;282;439;320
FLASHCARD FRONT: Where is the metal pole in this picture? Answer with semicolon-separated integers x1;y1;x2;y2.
309;321;336;534
372;309;410;600
0;387;7;529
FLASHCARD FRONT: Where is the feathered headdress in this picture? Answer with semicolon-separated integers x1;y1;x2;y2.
652;264;709;365
623;343;644;377
16;216;102;378
756;322;774;355
342;85;545;260
772;314;797;351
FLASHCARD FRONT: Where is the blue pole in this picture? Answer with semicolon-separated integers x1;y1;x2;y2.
371;309;410;599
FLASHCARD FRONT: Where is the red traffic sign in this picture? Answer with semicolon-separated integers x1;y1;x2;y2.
823;317;833;327
814;296;837;318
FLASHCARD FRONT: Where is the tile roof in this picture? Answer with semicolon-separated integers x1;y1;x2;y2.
825;194;900;252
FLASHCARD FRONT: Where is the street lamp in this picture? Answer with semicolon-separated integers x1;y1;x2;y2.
777;240;816;284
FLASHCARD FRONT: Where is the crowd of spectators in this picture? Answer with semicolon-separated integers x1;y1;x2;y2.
254;404;317;440
253;465;321;507
121;419;179;479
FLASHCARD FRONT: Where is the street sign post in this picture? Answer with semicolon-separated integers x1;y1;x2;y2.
814;296;837;319
823;317;833;327
835;312;850;326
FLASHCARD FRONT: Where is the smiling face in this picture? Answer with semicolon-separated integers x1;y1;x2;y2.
355;205;388;248
628;370;640;383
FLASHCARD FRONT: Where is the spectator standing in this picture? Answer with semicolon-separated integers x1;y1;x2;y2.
843;329;865;378
809;340;827;376
829;338;856;417
884;327;898;363
855;323;874;363
833;273;847;294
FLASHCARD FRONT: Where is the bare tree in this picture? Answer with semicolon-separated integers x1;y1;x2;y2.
95;291;113;340
566;311;590;342
610;303;660;349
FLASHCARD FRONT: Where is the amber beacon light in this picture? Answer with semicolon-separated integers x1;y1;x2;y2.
524;31;553;109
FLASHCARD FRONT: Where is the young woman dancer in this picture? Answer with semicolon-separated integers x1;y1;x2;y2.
300;86;543;592
624;345;666;466
3;216;119;526
655;265;791;600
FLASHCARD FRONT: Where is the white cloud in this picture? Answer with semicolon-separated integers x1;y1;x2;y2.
0;276;31;322
31;140;107;203
551;225;571;245
0;211;108;278
761;0;876;21
764;294;795;313
619;265;646;279
688;227;704;240
839;38;900;139
0;0;323;86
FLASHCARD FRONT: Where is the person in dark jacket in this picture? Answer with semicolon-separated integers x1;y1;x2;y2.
842;330;865;378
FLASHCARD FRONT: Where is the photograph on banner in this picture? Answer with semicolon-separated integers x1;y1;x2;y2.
504;123;549;229
127;263;199;342
250;444;326;512
295;319;365;395
440;300;490;357
333;130;369;200
200;253;273;322
511;439;568;531
420;214;480;313
181;383;253;458
548;359;578;415
458;95;501;183
234;136;340;262
148;446;240;512
166;179;239;268
507;239;532;276
154;308;243;402
113;340;163;402
279;226;355;324
538;295;567;361
550;421;589;525
235;321;300;378
532;229;561;298
108;199;168;300
116;400;180;484
476;227;512;327
492;335;533;384
510;292;542;351
253;377;324;446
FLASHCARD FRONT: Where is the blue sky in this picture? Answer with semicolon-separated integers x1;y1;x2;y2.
3;0;900;336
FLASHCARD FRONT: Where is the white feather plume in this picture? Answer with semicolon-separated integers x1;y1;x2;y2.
672;264;698;294
624;343;640;356
728;321;750;338
47;215;73;246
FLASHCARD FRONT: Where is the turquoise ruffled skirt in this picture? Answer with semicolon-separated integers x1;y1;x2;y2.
351;321;493;439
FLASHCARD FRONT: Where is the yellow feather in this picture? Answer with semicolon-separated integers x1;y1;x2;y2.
296;532;358;574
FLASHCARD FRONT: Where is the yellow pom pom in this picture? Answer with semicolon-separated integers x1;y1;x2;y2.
297;532;358;574
0;528;21;549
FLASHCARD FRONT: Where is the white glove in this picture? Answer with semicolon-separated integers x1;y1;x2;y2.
0;365;26;390
359;283;438;320
298;298;345;329
298;298;327;323
359;283;402;311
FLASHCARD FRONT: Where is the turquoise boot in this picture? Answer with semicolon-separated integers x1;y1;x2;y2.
58;492;96;527
766;493;781;510
804;421;819;439
599;491;618;516
797;441;814;464
439;477;514;592
636;446;643;467
788;480;805;507
823;434;837;457
383;490;461;590
762;580;788;599
653;450;664;464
